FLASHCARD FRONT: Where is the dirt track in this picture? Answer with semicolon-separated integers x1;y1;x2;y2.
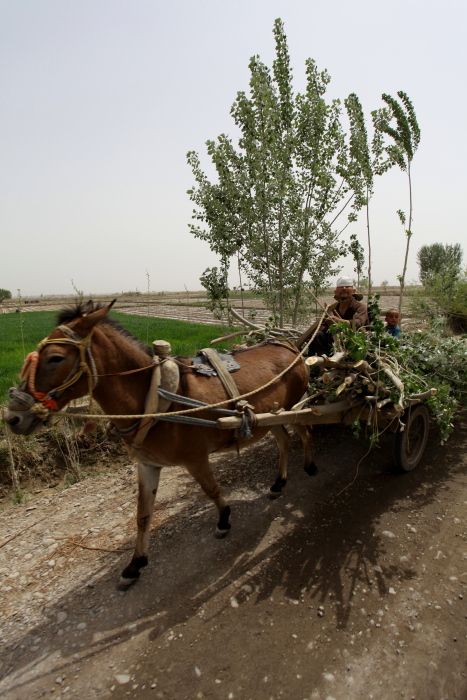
1;415;467;699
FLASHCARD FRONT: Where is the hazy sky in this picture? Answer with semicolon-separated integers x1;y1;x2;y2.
1;0;466;297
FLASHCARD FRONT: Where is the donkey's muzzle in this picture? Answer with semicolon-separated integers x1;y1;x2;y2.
4;407;47;435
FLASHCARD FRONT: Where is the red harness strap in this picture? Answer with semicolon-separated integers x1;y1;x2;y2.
20;352;59;411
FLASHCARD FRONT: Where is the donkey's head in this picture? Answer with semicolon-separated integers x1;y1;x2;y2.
4;301;115;435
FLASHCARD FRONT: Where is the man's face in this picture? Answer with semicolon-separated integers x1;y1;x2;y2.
334;285;355;302
386;311;399;327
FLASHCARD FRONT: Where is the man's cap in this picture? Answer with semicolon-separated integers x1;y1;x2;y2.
336;275;353;287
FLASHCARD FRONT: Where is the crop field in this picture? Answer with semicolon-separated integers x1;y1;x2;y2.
0;310;239;402
0;286;414;328
0;288;417;403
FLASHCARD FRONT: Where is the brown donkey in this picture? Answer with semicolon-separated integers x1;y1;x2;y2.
5;301;315;588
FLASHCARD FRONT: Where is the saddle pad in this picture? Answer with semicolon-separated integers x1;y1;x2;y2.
192;351;240;377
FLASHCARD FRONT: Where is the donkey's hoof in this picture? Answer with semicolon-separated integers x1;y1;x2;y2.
118;555;147;590
117;576;138;591
268;488;283;500
216;505;231;535
269;477;287;498
214;527;230;539
304;462;318;477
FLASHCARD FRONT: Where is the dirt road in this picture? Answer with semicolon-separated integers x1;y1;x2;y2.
1;418;467;699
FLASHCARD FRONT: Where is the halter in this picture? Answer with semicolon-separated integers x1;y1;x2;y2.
18;324;98;419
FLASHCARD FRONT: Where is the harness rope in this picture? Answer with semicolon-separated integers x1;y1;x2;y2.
44;308;327;420
116;388;256;439
11;308;327;423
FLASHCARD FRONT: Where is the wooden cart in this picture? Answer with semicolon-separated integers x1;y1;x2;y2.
215;352;433;473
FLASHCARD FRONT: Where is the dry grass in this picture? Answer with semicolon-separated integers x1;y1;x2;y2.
0;411;127;503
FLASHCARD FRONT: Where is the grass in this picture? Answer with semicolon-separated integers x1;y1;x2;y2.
0;310;241;401
111;311;239;356
0;311;58;401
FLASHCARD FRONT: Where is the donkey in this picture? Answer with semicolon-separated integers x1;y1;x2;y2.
5;301;315;589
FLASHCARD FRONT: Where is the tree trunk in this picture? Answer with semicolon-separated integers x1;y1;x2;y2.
261;216;277;318
398;161;413;319
237;253;245;317
366;185;372;298
277;198;284;327
292;194;314;325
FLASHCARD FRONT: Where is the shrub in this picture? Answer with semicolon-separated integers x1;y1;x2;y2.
410;270;467;333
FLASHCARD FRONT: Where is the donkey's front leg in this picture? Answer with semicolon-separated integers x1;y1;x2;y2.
119;463;161;590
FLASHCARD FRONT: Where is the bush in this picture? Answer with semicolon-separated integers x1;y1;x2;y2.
410;270;467;333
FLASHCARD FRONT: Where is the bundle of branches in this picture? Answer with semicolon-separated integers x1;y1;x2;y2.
303;296;467;443
211;299;466;444
210;307;303;345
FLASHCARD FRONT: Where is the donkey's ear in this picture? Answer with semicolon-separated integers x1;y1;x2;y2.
71;300;116;334
82;299;94;314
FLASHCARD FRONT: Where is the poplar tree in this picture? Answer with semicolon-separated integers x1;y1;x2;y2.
187;19;363;326
345;94;394;297
373;92;420;316
417;243;463;284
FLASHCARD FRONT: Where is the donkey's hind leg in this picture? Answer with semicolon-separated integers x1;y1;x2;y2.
269;424;291;498
185;457;231;539
294;424;318;476
119;463;161;590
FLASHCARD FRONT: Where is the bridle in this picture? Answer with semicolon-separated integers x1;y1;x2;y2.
15;324;98;420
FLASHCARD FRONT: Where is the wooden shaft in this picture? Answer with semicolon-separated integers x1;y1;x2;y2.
295;320;320;350
216;399;356;429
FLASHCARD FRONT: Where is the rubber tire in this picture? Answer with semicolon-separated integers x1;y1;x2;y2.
393;404;429;472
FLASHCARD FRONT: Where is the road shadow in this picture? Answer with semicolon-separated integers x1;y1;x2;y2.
2;413;467;696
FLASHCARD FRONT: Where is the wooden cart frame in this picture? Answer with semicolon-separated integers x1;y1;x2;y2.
216;362;431;473
216;399;430;472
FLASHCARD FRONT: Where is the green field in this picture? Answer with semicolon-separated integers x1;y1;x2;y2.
0;311;239;402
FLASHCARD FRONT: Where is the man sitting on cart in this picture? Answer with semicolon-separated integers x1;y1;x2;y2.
297;275;369;356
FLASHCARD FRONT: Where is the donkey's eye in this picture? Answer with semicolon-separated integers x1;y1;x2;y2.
48;355;65;364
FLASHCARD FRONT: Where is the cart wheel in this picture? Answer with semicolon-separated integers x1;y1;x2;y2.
393;404;430;472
